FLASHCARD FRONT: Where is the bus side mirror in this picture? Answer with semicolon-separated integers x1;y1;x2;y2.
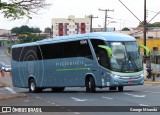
139;45;150;57
98;45;112;58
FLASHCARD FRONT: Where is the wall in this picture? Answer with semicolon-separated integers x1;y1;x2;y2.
137;39;160;51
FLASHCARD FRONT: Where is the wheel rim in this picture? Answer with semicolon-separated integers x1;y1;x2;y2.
31;82;35;91
89;81;91;89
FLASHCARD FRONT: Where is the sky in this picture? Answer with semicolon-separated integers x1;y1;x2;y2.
0;0;160;31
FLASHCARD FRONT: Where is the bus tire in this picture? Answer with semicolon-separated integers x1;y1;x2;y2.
51;87;65;92
109;87;117;91
29;79;41;93
86;77;96;93
118;86;123;92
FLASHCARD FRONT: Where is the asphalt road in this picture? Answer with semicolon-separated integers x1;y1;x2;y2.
0;47;160;115
0;46;11;65
0;86;160;115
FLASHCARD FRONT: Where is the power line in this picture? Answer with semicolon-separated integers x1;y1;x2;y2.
118;0;142;23
99;8;114;32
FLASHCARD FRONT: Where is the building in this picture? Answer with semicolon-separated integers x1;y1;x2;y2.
0;29;11;36
117;27;160;50
51;15;91;37
118;27;160;39
0;29;11;46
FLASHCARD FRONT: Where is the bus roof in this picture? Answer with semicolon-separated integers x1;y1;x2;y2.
12;32;136;48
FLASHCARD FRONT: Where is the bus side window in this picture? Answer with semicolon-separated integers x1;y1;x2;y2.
98;48;109;68
90;39;106;58
77;40;93;60
90;39;110;69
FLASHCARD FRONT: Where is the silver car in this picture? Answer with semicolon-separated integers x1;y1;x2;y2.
4;65;11;72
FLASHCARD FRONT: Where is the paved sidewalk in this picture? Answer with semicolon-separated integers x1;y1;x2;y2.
0;74;26;100
144;75;160;86
0;72;12;87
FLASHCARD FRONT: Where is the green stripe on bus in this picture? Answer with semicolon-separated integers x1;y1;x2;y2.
56;68;89;71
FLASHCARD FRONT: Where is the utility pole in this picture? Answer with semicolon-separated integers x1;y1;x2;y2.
89;15;98;32
99;8;114;32
144;0;147;48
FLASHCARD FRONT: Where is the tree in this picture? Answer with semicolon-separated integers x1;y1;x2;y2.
11;27;20;34
0;0;49;20
18;33;43;43
138;21;160;27
30;27;42;33
11;25;42;34
44;27;51;33
19;25;31;34
121;27;130;31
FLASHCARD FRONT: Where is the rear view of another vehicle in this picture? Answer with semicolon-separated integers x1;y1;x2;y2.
4;65;11;72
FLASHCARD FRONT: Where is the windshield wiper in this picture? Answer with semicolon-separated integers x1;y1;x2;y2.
128;53;139;72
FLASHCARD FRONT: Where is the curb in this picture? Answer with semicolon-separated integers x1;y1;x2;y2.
0;93;27;100
0;82;6;88
144;81;160;86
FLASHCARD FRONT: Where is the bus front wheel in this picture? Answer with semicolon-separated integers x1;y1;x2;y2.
29;79;42;93
118;86;123;92
86;77;96;93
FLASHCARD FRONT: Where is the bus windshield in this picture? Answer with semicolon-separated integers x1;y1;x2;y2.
107;41;143;72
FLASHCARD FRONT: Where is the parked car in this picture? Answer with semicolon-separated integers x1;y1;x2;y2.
3;65;11;72
0;62;5;70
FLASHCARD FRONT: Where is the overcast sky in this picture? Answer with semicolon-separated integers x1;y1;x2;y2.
0;0;160;31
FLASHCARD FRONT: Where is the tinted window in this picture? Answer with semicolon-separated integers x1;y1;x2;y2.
12;39;93;61
12;47;23;61
12;46;37;61
90;39;106;56
63;41;78;58
38;43;63;59
77;40;93;59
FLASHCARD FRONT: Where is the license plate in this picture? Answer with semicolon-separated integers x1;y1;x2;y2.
128;81;134;84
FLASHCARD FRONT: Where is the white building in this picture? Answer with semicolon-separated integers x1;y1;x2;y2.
0;29;11;36
118;27;160;39
51;15;91;37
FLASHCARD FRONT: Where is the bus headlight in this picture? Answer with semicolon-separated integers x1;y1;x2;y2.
112;74;121;79
139;73;144;78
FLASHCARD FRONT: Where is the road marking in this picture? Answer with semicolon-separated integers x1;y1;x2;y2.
102;96;113;100
140;90;160;94
74;112;81;115
139;104;150;106
5;87;16;94
124;93;146;97
24;100;30;102
51;103;55;105
126;89;160;94
71;97;88;102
